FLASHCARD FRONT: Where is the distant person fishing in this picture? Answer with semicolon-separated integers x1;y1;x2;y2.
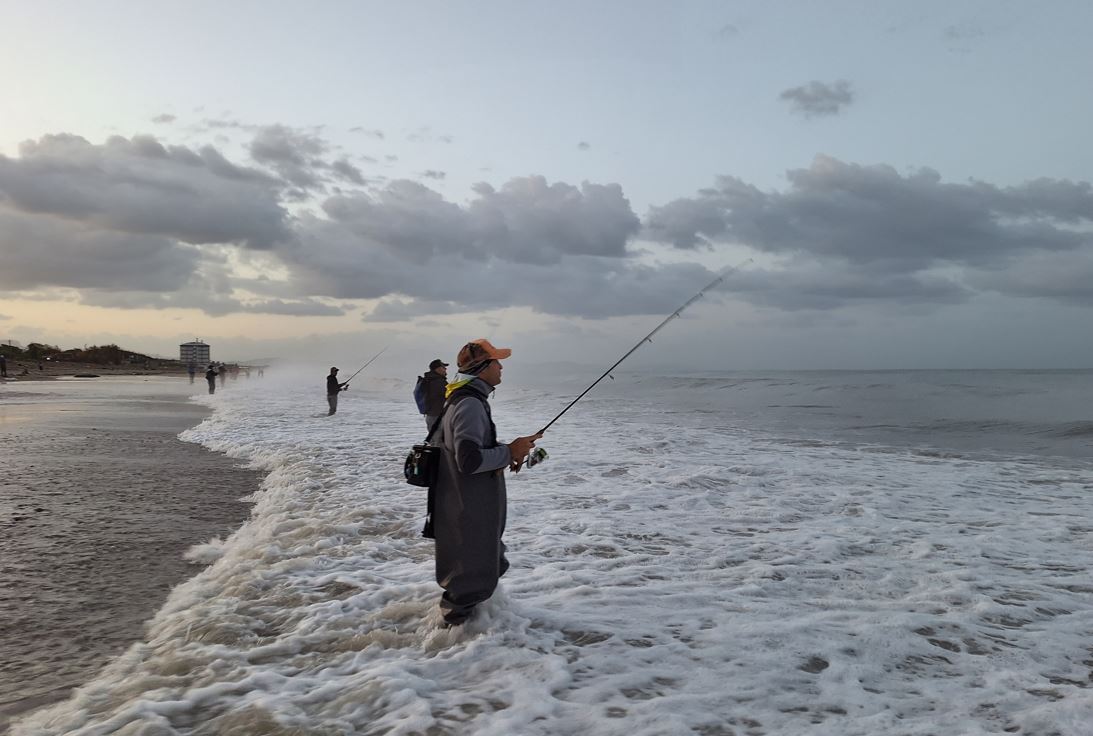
325;347;388;416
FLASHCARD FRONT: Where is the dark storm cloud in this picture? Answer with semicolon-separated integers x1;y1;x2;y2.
0;134;290;248
0;205;200;291
647;156;1091;265
9;125;1092;323
779;80;854;118
969;252;1093;305
645;155;1093;310
79;281;343;317
350;257;717;320
724;261;969;311
318;176;640;266
278;174;706;320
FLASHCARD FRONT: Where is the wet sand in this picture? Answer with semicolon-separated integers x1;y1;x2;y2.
0;379;261;733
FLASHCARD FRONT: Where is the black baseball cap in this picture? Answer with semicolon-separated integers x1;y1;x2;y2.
429;359;449;370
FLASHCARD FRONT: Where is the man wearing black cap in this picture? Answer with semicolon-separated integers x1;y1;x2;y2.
418;358;449;429
326;366;347;415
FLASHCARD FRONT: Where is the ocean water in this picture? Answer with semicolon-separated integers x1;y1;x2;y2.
12;369;1093;735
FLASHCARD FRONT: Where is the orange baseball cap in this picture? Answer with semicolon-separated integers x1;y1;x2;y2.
457;338;512;372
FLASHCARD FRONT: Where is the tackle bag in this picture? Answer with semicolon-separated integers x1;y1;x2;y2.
404;411;447;538
404;391;493;540
404;443;440;488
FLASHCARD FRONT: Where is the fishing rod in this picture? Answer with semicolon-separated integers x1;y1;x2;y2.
535;263;747;438
342;346;389;386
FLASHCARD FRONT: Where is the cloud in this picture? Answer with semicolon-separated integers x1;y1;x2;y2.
249;124;329;190
645;155;1093;310
366;299;465;322
331;158;366;185
239;298;344;316
203;118;254;130
0;205;200;291
0;313;11;320
0;134;290;248
723;260;968;311
420;170;446;180
577;141;591;151
79;280;344;317
272;175;715;319
969;251;1093;305
349;127;385;139
151;114;177;124
779;80;854;118
317;175;640;267
10;126;1090;325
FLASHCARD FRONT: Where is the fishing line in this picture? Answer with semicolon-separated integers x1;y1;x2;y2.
536;260;749;437
343;346;389;385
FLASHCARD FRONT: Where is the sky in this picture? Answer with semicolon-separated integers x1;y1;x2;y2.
2;0;1093;372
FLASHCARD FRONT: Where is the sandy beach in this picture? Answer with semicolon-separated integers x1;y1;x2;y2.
0;378;261;733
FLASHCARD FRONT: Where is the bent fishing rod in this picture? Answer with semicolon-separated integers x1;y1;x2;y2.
342;346;389;386
536;263;747;437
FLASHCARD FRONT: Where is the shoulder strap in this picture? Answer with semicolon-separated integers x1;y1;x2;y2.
424;410;446;443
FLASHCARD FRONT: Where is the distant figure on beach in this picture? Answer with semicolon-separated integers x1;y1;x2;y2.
218;363;226;387
187;363;196;384
416;358;449;430
0;354;6;377
326;367;348;415
258;366;264;378
431;339;541;627
205;364;217;394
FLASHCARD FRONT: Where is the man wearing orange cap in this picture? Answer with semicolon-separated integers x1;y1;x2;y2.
431;338;541;626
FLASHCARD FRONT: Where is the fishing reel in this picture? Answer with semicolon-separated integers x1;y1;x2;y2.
526;447;548;468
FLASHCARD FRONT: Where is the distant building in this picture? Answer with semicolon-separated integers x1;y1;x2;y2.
180;340;210;365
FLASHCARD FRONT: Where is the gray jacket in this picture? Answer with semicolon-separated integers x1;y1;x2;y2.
433;378;511;611
438;379;510;476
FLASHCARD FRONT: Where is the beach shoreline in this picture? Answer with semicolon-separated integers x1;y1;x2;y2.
0;378;262;733
0;360;191;382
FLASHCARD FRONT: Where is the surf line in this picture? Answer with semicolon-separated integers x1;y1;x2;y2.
526;261;750;467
